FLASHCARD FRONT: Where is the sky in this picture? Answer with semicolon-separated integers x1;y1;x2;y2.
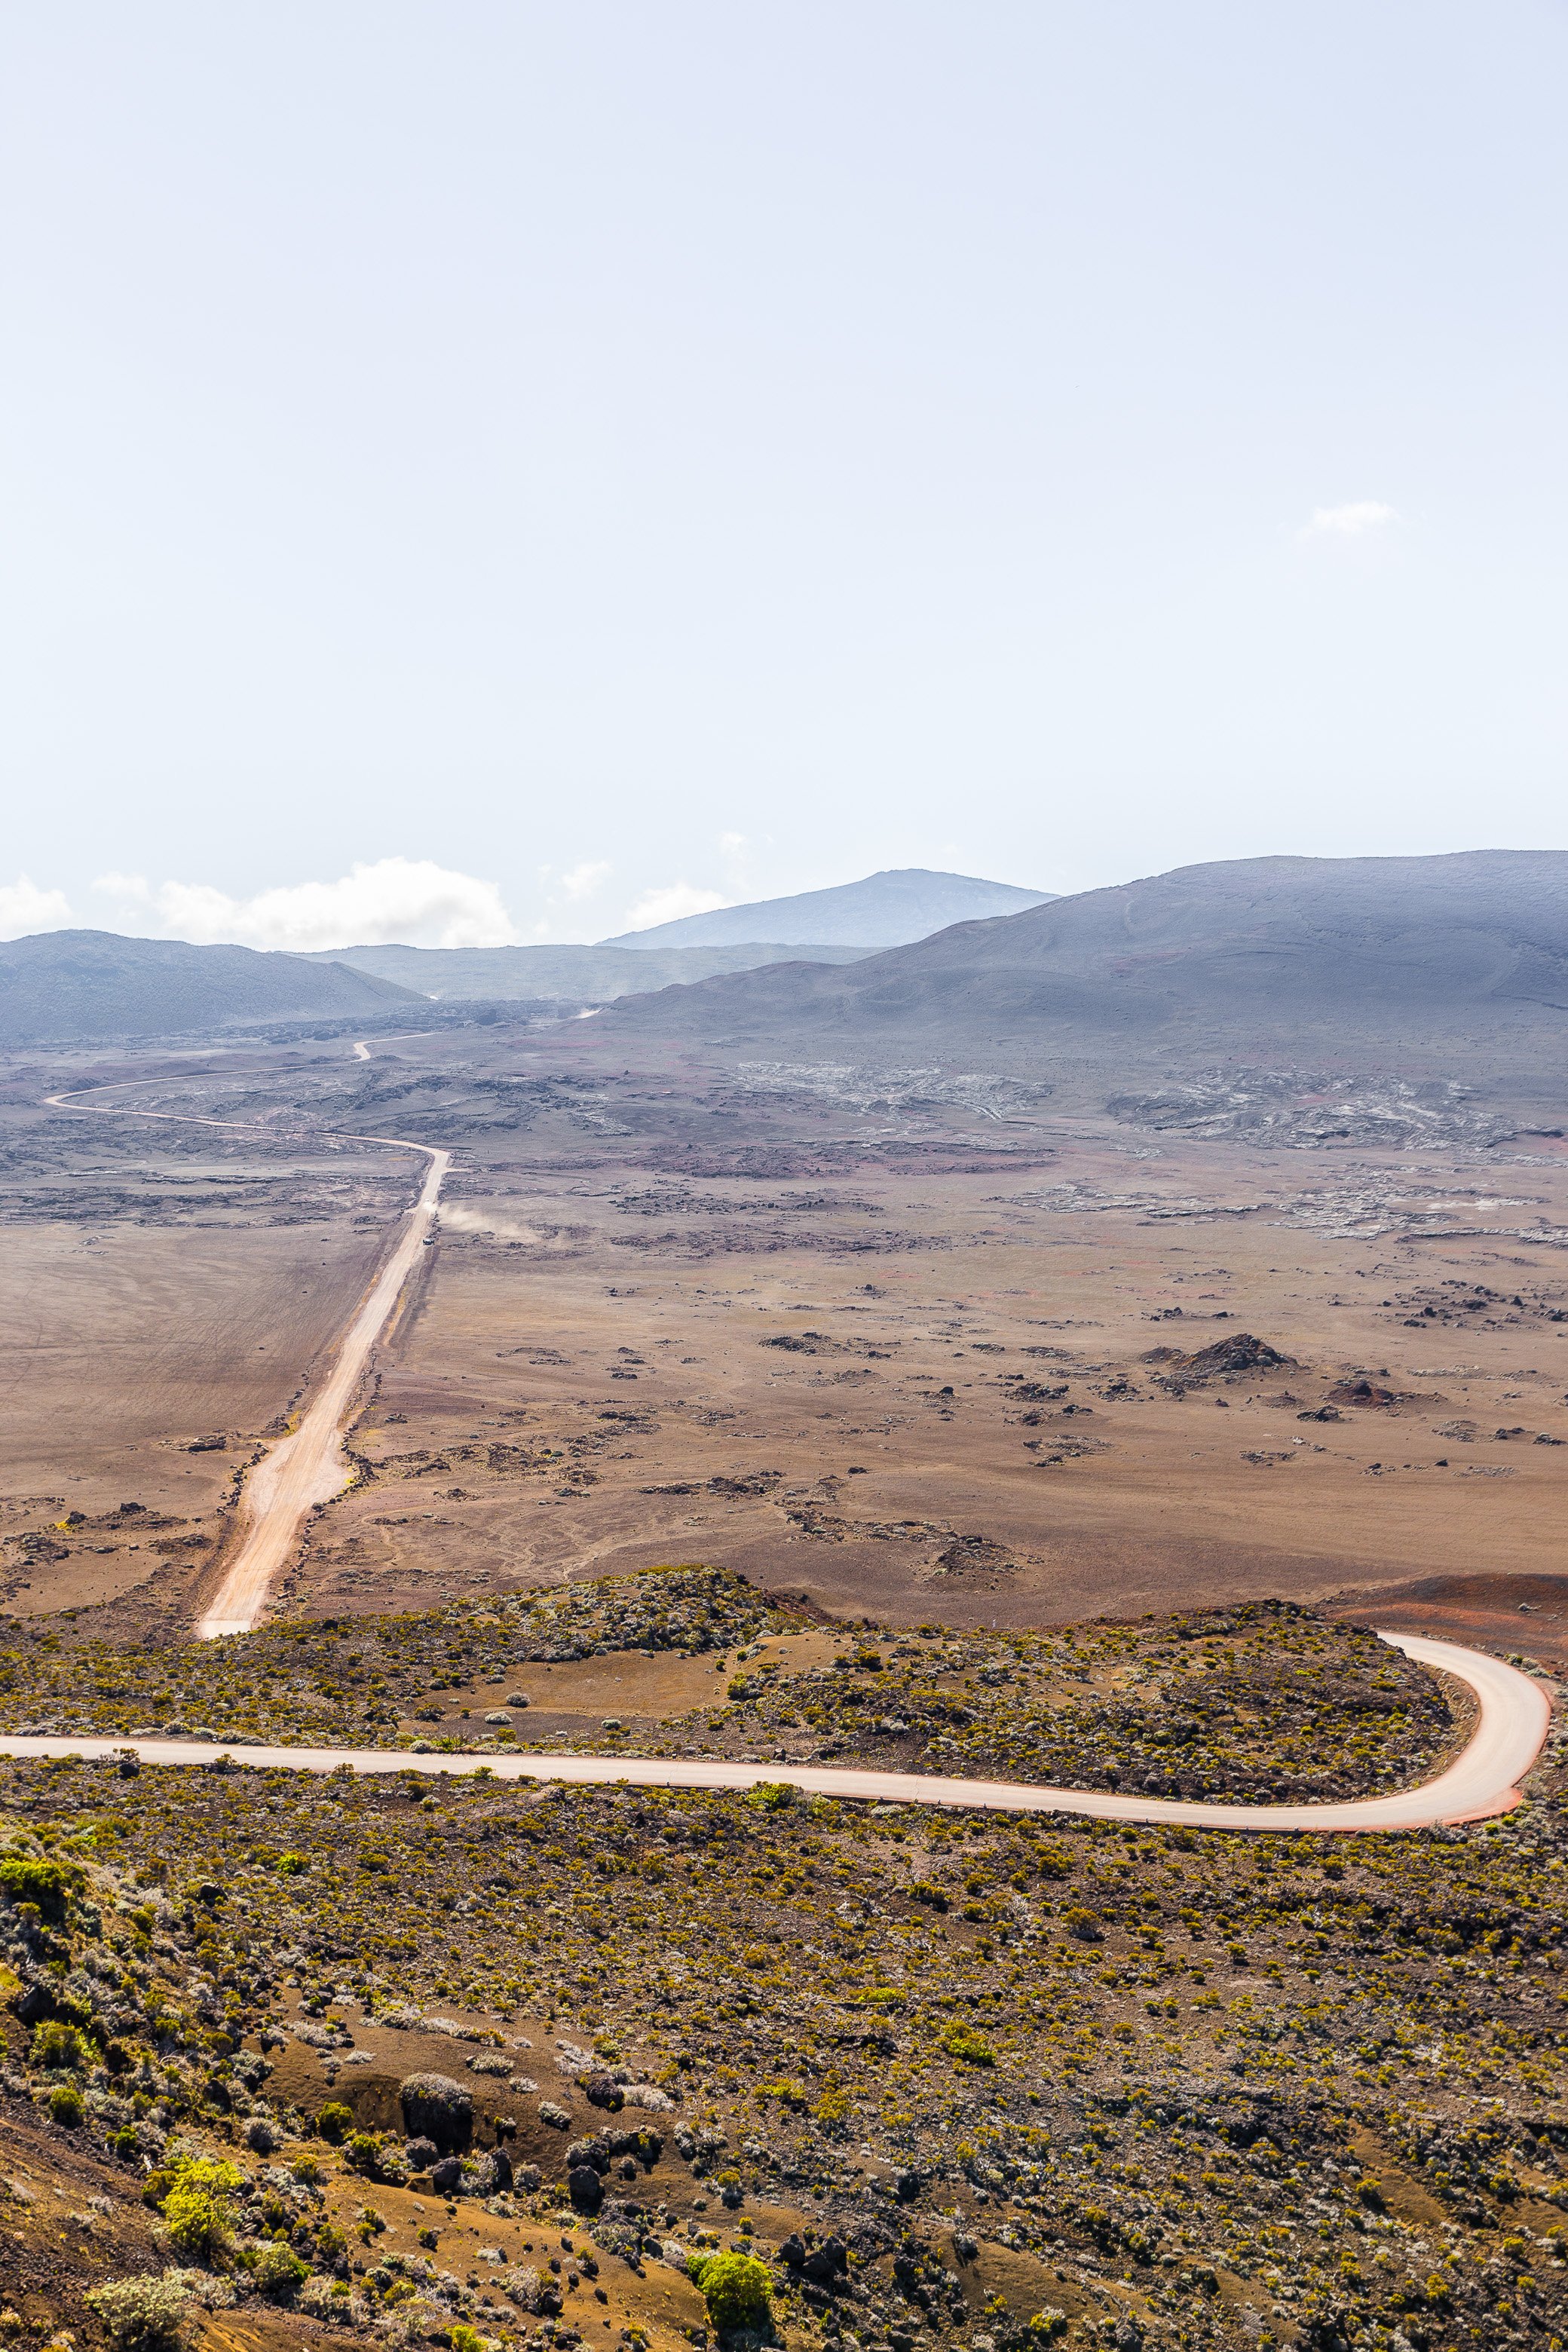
2;1;1566;951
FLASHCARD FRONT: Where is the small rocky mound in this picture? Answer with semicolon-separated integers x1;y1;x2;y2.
1144;1331;1290;1381
1328;1377;1402;1407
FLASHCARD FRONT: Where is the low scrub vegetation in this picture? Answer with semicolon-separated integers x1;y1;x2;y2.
0;1569;1562;2350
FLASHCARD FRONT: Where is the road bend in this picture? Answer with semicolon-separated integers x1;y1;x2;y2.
0;1636;1548;1832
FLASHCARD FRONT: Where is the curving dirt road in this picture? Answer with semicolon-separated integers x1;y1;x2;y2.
0;1634;1548;1830
44;1076;448;1639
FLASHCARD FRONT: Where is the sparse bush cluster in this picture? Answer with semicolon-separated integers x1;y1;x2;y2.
0;1564;785;1751
1;1580;1566;2347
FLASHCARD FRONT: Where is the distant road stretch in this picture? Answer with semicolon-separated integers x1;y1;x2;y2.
44;1073;448;1640
0;1636;1548;1831
196;1144;449;1637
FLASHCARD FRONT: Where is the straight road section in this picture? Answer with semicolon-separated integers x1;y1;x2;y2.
195;1145;449;1637
44;1075;447;1639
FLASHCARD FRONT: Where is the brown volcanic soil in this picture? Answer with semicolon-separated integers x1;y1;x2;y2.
1322;1570;1568;1673
5;1018;1568;1637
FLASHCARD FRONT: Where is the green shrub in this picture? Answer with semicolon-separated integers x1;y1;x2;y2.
48;2082;85;2126
909;1879;948;1911
31;2018;91;2072
942;2026;996;2067
84;2274;193;2352
249;2241;308;2299
276;1852;308;1875
688;2250;773;2332
346;2130;388;2177
1000;2312;1068;2348
745;1781;795;1811
314;2219;348;2266
316;2100;355;2145
161;2159;240;2262
450;2328;486;2352
0;1854;72;1920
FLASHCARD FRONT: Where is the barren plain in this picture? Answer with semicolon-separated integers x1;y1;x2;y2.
2;1012;1568;2352
6;1021;1568;1664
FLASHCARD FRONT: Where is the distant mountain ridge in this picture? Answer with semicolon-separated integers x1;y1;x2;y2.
599;851;1568;1082
602;865;1052;949
0;930;420;1046
311;939;868;1001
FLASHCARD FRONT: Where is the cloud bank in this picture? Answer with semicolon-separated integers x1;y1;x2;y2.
91;858;520;951
2;835;765;951
0;874;73;939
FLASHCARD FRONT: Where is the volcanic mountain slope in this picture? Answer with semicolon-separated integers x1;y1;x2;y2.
600;850;1568;1085
0;930;421;1046
601;865;1053;949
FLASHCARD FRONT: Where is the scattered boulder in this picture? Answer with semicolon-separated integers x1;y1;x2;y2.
399;2071;473;2151
568;2162;605;2213
539;2099;572;2129
802;2237;848;2286
430;2155;464;2194
465;2148;513;2196
585;2072;625;2112
481;2148;513;2193
403;2136;439;2173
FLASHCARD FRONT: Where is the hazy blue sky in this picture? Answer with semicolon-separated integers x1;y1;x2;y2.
4;2;1566;948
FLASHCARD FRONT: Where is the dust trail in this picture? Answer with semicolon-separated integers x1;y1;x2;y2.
351;1040;371;1060
438;1204;541;1244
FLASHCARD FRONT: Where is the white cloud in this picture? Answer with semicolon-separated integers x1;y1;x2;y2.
620;881;731;933
87;857;519;951
1301;501;1398;539
521;859;617;942
0;874;74;939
